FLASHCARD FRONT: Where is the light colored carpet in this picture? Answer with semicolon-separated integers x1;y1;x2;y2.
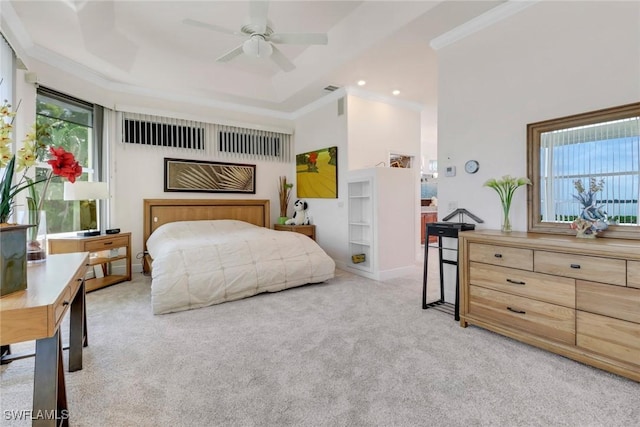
1;251;639;426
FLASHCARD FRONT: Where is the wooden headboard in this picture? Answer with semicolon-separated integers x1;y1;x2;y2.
143;198;270;250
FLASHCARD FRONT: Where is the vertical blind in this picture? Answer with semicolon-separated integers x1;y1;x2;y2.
540;117;640;224
119;112;292;163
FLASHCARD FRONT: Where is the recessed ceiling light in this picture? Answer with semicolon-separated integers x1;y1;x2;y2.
392;90;400;96
357;80;366;86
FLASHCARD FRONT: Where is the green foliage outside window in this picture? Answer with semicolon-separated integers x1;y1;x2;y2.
34;93;94;234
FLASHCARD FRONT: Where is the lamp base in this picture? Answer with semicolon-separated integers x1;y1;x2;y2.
78;230;101;237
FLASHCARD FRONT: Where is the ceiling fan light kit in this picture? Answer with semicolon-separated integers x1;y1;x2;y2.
183;0;327;72
243;35;273;58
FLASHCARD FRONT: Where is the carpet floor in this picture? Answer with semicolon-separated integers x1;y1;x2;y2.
1;257;639;426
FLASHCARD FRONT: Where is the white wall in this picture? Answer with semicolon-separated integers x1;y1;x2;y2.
293;96;348;265
435;0;640;302
11;61;297;272
347;94;423;262
437;0;640;231
347;96;421;170
293;92;424;269
110;141;291;269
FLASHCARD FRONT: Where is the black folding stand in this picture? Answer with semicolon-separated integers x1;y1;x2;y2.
421;209;481;321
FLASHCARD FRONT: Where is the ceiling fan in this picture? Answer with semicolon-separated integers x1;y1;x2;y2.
183;0;328;72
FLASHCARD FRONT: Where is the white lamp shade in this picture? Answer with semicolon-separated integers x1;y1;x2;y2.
242;36;272;58
63;181;109;201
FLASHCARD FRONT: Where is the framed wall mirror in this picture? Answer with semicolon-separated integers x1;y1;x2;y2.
527;102;640;239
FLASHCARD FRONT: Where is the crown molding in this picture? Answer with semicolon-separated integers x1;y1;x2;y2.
430;0;540;51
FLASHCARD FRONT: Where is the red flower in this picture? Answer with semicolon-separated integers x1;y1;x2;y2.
47;146;82;183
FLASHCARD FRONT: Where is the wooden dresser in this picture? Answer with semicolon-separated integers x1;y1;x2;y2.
458;230;640;382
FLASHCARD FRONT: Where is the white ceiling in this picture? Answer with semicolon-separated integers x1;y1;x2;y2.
2;0;505;115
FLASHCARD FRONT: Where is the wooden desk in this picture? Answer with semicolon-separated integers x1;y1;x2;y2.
0;252;89;427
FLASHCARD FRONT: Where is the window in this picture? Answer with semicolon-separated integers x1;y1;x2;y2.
35;88;103;234
119;112;292;162
527;102;640;239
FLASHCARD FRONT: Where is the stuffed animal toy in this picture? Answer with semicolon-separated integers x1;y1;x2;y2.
285;199;310;225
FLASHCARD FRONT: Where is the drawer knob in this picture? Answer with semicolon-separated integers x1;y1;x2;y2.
104;242;113;246
63;301;70;306
494;253;503;258
77;278;83;282
507;306;526;314
506;279;526;285
570;264;581;269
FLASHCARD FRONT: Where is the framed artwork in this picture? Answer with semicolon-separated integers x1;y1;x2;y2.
295;146;338;198
389;153;414;168
164;158;256;194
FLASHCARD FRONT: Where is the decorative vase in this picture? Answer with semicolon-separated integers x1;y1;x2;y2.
0;224;32;296
278;216;288;225
19;210;47;263
501;204;512;232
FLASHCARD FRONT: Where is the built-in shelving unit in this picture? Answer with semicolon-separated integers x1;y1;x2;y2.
348;178;373;273
347;167;416;280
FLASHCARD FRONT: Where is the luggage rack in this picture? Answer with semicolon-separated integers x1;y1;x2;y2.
422;209;482;320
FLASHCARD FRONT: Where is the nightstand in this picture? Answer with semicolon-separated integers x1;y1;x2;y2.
48;232;131;292
273;224;316;241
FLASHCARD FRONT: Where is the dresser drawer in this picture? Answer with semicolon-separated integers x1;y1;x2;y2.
576;280;640;324
69;265;87;295
53;285;72;329
534;251;626;286
577;311;640;367
470;262;575;308
469;243;533;271
468;285;575;344
84;236;129;252
628;261;640;289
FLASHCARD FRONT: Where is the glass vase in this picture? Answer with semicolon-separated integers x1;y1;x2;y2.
19;210;47;263
501;204;512;232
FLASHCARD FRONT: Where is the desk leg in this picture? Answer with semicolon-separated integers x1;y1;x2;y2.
83;288;88;347
69;280;85;372
33;330;68;427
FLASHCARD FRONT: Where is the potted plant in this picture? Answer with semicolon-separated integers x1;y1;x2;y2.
1;100;82;294
278;176;293;225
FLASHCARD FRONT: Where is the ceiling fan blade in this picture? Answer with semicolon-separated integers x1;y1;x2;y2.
270;33;328;45
216;45;244;62
183;18;238;36
270;45;295;72
249;0;269;34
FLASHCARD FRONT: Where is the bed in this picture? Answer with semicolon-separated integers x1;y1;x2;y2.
143;199;335;314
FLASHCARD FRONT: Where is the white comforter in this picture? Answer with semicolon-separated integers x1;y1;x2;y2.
146;220;335;314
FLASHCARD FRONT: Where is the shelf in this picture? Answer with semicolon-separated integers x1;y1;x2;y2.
48;232;131;293
349;240;371;246
348;195;370;199
86;275;128;292
349;222;370;226
88;255;127;266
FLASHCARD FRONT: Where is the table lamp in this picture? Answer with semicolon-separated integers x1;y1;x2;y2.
63;181;109;237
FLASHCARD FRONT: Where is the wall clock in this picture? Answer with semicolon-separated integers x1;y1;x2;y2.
464;160;480;174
